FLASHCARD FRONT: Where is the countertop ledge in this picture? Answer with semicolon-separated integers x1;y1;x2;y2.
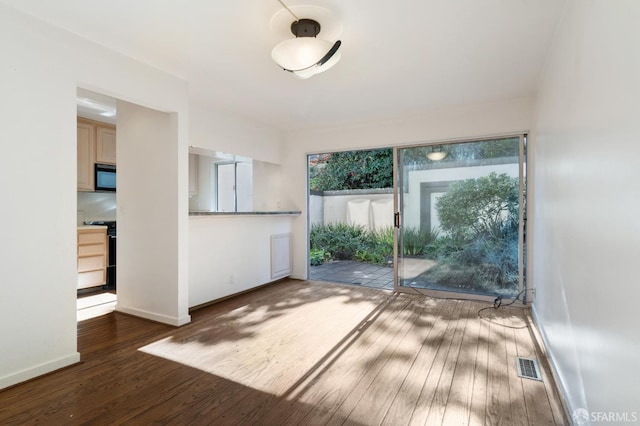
189;211;301;217
78;225;108;229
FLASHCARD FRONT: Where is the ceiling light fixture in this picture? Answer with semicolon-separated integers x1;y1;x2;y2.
271;0;342;79
427;146;448;161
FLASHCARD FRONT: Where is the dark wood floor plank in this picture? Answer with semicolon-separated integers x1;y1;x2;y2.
504;313;530;426
206;286;391;425
295;294;414;425
406;300;467;426
0;279;566;426
440;300;483;426
423;300;474;425
329;296;431;424
469;304;490;426
345;298;447;425
485;320;513;426
380;299;461;426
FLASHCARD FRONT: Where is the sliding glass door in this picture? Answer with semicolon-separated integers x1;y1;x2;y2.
394;136;526;299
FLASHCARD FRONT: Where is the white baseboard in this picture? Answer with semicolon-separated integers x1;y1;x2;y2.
115;304;191;326
0;352;80;390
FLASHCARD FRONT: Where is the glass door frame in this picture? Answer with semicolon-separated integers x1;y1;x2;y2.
392;133;528;304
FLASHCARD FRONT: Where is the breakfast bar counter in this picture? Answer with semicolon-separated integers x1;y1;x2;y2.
188;211;301;308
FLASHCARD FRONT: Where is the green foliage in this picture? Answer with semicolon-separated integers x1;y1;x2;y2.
355;249;386;264
310;223;393;265
401;227;439;256
423;174;520;291
366;226;394;259
309;149;393;191
424;235;461;259
310;248;331;266
310;223;369;260
435;172;519;241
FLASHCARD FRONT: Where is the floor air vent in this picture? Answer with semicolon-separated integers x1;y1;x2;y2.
516;357;542;381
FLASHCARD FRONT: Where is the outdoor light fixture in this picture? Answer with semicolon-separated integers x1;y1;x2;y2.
271;1;342;79
427;146;448;161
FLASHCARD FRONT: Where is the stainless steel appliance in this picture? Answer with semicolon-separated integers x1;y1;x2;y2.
95;164;116;192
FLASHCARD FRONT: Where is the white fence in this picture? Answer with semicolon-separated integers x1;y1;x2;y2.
309;189;394;230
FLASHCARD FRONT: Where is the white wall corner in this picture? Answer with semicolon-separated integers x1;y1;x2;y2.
531;304;577;421
116;304;191;327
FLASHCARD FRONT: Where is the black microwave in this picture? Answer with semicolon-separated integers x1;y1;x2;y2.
95;164;116;191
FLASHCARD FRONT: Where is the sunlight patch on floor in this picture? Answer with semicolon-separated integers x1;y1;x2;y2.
77;292;117;321
138;294;380;395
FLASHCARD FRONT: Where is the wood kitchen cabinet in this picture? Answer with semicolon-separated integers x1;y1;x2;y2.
77;120;95;191
96;125;116;165
77;118;117;191
77;226;108;289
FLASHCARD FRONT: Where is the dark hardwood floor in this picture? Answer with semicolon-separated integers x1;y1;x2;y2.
0;279;567;425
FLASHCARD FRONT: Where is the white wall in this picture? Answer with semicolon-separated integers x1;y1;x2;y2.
253;160;284;212
532;0;640;418
116;102;190;326
309;194;324;226
0;4;188;389
189;215;294;307
189;154;215;212
189;101;284;165
282;98;533;278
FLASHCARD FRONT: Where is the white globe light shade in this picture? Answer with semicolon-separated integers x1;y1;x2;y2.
292;50;341;79
272;37;341;76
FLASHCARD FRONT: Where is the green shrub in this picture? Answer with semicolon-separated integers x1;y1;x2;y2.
401;227;439;256
452;221;519;289
310;223;368;260
424;222;519;290
310;223;393;265
310;248;331;266
424;172;520;291
424;235;461;259
355;249;386;264
435;172;519;241
366;226;394;260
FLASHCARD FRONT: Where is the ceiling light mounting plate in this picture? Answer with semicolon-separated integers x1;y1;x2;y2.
291;19;321;37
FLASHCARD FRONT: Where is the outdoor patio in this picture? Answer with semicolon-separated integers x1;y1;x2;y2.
309;260;394;290
310;257;504;296
309;258;439;291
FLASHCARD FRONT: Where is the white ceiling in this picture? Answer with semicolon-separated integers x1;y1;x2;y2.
2;0;566;131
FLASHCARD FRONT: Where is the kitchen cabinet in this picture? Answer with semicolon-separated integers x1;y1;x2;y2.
96;125;117;165
77;120;95;191
77;226;108;289
77;118;117;191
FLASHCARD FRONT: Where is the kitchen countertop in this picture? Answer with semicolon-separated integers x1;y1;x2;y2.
189;211;301;217
77;225;108;230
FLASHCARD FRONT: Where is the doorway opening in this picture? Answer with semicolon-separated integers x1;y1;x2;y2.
76;88;118;320
307;148;395;289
